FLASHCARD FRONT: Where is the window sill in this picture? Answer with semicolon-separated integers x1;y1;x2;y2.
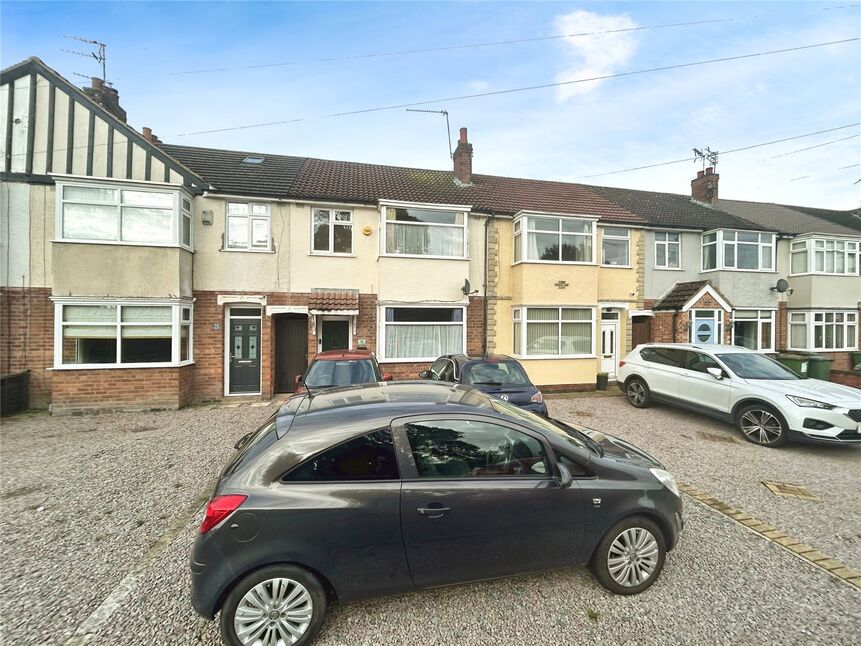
789;272;860;278
512;355;597;360
788;348;860;354
50;361;195;371
700;268;776;274
380;253;469;261
378;357;448;364
52;239;192;252
309;252;356;258
220;248;275;254
512;260;596;267
600;264;632;269
653;266;684;271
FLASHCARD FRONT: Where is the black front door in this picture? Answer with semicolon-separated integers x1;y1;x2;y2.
229;320;261;393
275;315;308;393
321;319;350;351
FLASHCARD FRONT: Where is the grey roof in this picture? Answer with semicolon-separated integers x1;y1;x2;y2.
585;185;774;232
653;280;710;311
716;199;861;236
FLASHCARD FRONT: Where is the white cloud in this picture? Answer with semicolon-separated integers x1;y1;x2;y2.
553;9;639;101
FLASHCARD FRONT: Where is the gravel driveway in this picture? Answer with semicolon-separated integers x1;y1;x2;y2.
1;396;859;646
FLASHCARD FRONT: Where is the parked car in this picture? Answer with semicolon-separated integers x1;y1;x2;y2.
295;349;391;394
419;354;548;416
617;343;861;447
192;382;683;646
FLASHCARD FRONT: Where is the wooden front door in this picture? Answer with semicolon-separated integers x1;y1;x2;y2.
229;320;261;393
275;316;308;393
632;316;652;349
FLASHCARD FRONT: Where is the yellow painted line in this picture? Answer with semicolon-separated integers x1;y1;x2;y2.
677;481;860;590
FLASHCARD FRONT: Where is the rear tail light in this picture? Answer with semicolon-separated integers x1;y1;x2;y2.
618;360;626;368
199;494;247;534
531;391;544;404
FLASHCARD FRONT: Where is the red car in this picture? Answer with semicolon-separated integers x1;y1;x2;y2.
295;349;392;394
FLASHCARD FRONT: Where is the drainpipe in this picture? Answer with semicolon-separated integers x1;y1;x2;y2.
671;311;677;343
482;212;495;356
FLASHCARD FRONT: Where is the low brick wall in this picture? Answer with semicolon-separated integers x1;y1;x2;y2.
830;370;861;389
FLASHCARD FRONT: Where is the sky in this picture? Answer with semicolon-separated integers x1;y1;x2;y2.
2;0;859;209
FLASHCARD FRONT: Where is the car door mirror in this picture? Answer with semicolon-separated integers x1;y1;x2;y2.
295;374;303;385
706;367;724;380
419;370;430;379
555;463;573;488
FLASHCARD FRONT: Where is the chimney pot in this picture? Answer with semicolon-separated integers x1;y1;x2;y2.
91;77;103;90
697;170;705;178
459;127;468;144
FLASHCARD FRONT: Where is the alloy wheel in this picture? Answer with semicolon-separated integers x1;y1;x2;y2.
607;527;659;587
740;409;783;445
234;577;313;645
627;382;646;406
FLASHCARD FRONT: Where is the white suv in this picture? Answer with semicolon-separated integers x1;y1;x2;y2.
617;343;861;447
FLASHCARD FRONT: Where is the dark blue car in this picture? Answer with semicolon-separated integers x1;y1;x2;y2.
420;354;548;416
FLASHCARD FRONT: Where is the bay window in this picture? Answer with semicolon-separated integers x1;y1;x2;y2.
312;208;353;254
226;202;271;251
789;311;858;351
702;230;775;271
732;310;775;351
601;227;630;266
380;306;465;360
383;206;467;258
790;237;859;275
513;307;594;357
654;231;681;268
55;302;193;367
514;214;594;264
57;182;192;249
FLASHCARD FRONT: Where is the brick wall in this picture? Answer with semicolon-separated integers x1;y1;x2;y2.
831;369;861;389
0;287;54;408
776;302;788;351
50;366;192;414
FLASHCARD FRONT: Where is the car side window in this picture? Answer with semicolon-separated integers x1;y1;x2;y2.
684;351;720;374
438;360;455;382
640;347;685;367
555;451;590;477
284;429;399;481
404;419;549;478
429;358;449;380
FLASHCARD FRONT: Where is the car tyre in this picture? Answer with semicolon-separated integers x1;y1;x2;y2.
590;515;666;595
220;564;328;646
625;378;651;408
735;403;788;447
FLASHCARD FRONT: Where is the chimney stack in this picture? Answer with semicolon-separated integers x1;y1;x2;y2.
691;167;719;205
141;127;162;144
453;127;473;186
82;77;127;123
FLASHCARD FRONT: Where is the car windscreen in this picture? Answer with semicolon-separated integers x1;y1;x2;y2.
717;353;801;380
304;359;378;387
489;398;589;452
462;360;531;386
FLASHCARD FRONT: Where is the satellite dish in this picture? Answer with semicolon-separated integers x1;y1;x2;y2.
461;279;471;295
774;278;790;293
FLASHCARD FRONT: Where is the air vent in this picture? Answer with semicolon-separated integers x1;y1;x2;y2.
241;155;265;165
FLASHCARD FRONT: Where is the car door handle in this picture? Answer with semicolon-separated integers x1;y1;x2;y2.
418;506;451;518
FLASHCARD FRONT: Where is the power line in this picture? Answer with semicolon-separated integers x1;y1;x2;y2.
173;37;860;137
576;123;860;179
762;134;859;159
164;3;861;77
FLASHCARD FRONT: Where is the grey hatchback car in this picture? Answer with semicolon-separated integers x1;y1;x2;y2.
191;382;683;646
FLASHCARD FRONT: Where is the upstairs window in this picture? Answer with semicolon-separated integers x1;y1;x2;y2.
226;202;271;251
515;215;594;264
791;237;859;275
58;182;191;249
383;206;467;258
702;230;775;271
601;227;630;266
654;231;680;269
312;208;353;254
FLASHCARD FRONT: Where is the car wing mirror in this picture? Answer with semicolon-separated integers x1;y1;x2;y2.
382;373;393;381
706;367;724;380
555;463;573;488
419;370;430;379
295;374;303;385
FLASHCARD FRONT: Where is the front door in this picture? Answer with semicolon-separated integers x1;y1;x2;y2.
275;315;308;393
691;310;722;345
320;319;350;352
229;320;261;393
601;323;618;376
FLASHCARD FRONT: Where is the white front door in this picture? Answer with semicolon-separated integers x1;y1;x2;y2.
601;322;618;377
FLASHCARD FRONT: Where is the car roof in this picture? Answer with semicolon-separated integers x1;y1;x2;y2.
639;343;755;354
313;349;375;361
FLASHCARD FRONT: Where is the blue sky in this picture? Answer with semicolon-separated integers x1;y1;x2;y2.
2;1;859;208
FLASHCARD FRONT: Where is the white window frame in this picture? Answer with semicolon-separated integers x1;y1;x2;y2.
788;310;859;351
52;300;193;369
790;236;860;276
310;207;354;256
654;230;681;269
511;306;596;359
55;180;193;250
790;239;810;275
731;309;776;352
701;229;776;272
513;212;597;265
377;304;467;362
225;202;272;252
601;227;630;267
379;201;469;260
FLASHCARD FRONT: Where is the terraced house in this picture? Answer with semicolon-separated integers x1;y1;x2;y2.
2;57;859;413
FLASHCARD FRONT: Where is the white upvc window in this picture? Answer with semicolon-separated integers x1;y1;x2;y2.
226;202;271;251
381;204;468;258
732;309;775;352
789;310;858;351
379;305;465;361
654;231;681;269
790;240;809;274
54;301;193;368
311;208;353;255
56;181;192;249
512;306;595;358
701;230;775;271
514;214;595;264
791;237;859;275
601;227;630;266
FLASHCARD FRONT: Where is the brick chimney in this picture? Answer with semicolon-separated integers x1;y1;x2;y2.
82;77;127;123
141;127;162;144
691;167;719;205
453;127;473;186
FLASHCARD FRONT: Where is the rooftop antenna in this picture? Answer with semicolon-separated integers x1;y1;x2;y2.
693;147;719;171
62;35;107;82
406;108;453;158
